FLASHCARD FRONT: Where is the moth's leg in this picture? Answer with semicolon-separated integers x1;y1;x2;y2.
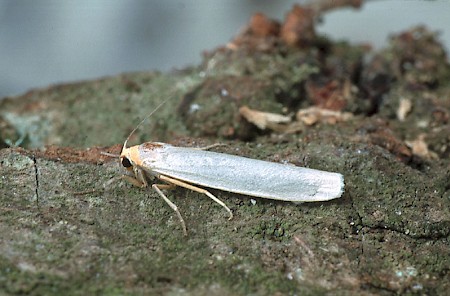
152;183;187;236
159;175;233;220
134;168;148;187
120;175;146;188
194;143;227;151
154;184;176;190
116;167;149;188
119;169;186;235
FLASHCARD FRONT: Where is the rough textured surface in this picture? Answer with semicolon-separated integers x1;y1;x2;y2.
1;3;449;295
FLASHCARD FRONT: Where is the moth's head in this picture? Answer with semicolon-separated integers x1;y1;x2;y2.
119;144;140;171
120;143;132;171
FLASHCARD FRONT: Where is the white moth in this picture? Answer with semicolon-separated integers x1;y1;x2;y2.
116;101;344;235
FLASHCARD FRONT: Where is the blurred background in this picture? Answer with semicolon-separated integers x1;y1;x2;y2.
1;0;449;99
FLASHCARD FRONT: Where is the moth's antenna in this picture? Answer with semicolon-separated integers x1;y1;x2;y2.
123;96;174;149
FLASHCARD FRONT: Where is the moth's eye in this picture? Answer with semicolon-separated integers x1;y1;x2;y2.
121;157;132;168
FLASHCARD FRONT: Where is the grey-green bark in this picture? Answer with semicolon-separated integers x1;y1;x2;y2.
1;10;449;296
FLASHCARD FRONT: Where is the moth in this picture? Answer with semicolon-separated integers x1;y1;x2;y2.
116;100;344;235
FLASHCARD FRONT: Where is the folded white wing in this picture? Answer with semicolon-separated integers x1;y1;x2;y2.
139;144;344;202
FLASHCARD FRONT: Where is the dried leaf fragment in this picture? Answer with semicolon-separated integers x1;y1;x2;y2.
239;106;291;131
296;107;353;125
405;134;438;159
397;98;412;121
